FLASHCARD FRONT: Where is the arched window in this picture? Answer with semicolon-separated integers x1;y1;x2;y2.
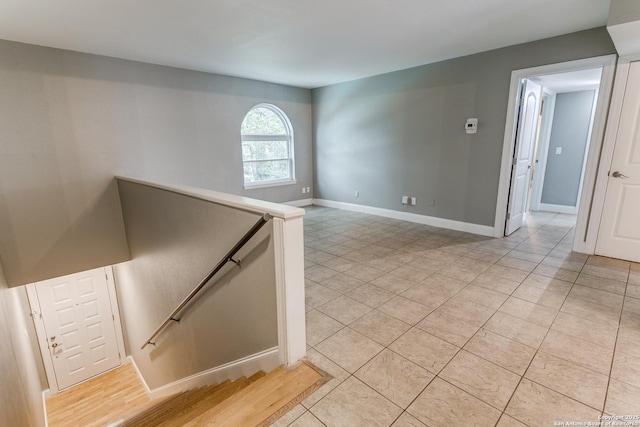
241;104;295;188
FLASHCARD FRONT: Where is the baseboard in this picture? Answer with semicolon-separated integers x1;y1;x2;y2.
312;199;494;237
283;198;313;207
130;347;280;399
538;203;578;215
128;356;152;396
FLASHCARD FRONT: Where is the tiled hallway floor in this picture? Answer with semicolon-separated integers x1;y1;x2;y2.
274;206;640;427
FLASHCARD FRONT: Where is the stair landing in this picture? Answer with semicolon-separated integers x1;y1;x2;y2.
46;361;328;427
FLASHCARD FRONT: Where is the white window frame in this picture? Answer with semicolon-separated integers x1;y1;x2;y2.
241;104;296;189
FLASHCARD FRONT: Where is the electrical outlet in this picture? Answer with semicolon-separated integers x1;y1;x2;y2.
410;197;417;205
355;190;359;198
302;187;306;193
306;187;310;193
402;196;409;205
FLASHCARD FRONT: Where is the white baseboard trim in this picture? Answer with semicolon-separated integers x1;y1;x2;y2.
313;199;494;237
283;198;313;207
538;203;578;215
129;347;280;399
128;356;151;396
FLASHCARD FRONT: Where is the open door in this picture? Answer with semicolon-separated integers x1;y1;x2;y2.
505;79;543;235
595;61;640;262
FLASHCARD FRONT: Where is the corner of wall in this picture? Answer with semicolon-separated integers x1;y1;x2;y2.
0;261;47;426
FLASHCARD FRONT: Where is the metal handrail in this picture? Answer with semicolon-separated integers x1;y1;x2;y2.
141;212;272;350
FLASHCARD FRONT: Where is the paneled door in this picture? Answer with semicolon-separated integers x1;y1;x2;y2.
32;267;121;390
505;79;543;235
596;61;640;262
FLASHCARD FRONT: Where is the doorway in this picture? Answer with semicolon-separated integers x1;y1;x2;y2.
504;70;601;235
528;69;601;216
494;55;618;253
26;267;126;393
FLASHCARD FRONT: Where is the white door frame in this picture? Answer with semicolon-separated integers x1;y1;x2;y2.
529;89;557;212
494;55;618;254
572;86;600;215
26;266;126;395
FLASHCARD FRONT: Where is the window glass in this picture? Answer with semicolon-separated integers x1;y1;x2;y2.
241;107;287;135
241;104;295;187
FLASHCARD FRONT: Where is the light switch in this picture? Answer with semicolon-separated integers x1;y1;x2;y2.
555;147;562;155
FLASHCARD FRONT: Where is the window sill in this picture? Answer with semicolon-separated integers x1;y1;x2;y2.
244;180;297;190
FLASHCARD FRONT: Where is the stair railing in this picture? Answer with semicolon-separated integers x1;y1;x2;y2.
141;213;272;349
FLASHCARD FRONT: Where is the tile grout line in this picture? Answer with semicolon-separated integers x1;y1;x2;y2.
494;216;605;426
305;215;493;425
302;207;623;427
425;212;574;427
599;262;631;418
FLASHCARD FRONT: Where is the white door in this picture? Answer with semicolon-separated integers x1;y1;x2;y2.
505;79;543;235
33;268;121;390
596;62;640;262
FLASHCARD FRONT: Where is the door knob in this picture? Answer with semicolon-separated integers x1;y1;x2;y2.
611;171;629;178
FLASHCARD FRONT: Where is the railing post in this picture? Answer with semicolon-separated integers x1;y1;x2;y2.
273;216;307;366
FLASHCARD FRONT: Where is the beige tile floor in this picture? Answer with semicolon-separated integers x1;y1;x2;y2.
273;206;640;427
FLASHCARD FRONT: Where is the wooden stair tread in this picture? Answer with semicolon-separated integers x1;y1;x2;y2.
123;375;258;426
113;394;176;426
157;372;266;426
182;362;325;427
46;362;327;427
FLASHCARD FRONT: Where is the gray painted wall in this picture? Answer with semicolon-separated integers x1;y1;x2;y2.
608;0;640;26
0;39;312;287
114;180;278;390
0;261;47;426
312;28;615;227
541;90;596;207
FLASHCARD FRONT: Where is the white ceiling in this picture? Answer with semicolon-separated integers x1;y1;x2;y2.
0;0;611;88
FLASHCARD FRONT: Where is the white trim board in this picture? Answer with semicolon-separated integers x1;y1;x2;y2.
529;90;556;212
273;216;307;366
117;176;305;220
313;199;494;236
129;347;280;399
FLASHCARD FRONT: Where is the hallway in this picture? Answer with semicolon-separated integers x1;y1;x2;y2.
278;207;640;426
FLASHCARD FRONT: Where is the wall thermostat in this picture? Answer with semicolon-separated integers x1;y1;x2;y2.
465;118;478;134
